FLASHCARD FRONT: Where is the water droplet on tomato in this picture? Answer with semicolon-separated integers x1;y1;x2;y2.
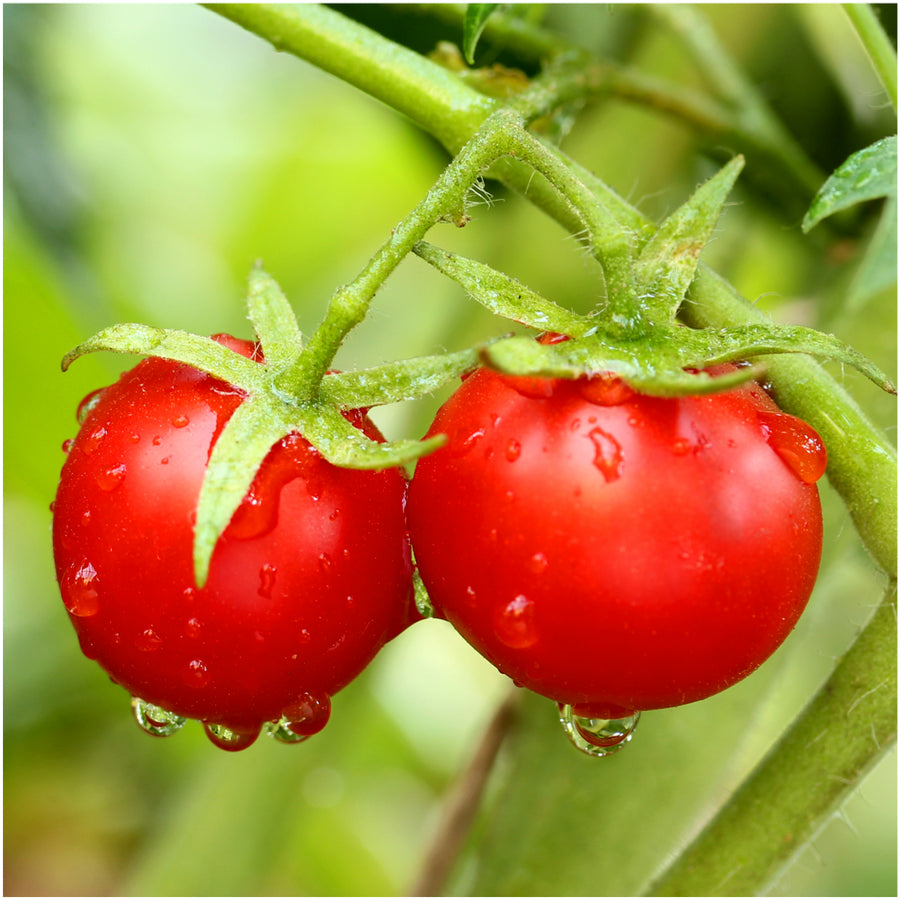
132;698;187;737
318;553;334;575
558;703;640;757
505;439;522;462
757;411;827;484
152;435;162;446
128;433;140;444
77;389;106;424
228;489;278;540
578;373;634;406
136;627;163;652
267;691;332;743
529;552;549;574
61;559;100;617
671;437;692;456
61;438;74;454
95;463;127;492
184;658;209;688
172;414;190;428
203;723;260;751
494;595;539;648
258;563;277;598
82;426;107;455
587;427;623;482
508;376;556;399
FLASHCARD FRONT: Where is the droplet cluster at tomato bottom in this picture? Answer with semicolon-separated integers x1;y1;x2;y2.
407;365;826;756
52;338;419;751
53;344;827;757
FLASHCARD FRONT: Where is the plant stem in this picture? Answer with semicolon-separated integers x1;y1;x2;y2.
203;4;496;153
842;3;898;112
408;689;521;897
646;582;897;896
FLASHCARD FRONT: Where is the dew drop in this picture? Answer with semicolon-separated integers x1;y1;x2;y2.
258;563;277;599
505;439;522;462
132;698;187;737
529;551;549;574
152;435;162;446
318;553;334;575
267;691;332;743
95;463;127;492
61;438;74;454
82;426;108;455
558;703;640;757
757;411;827;484
172;414;190;428
671;437;692;456
508;376;555;399
61;559;101;617
494;595;539;648
76;389;106;424
203;723;260;752
136;627;163;652
228;488;278;540
578;373;635;406
587;427;623;482
184;658;209;688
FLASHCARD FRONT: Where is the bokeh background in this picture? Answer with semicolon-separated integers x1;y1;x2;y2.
4;4;896;896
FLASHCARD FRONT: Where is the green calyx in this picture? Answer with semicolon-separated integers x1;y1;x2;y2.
62;265;477;587
414;155;897;398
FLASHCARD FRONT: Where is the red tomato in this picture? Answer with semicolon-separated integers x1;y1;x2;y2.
53;337;417;748
407;365;825;717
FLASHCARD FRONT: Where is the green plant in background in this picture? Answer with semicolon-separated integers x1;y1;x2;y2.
4;4;896;896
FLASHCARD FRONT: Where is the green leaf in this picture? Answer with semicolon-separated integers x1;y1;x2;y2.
320;347;481;409
300;402;445;469
635;155;744;321
463;4;500;65
802;135;897;232
246;265;303;368
413;240;592;336
193;395;294;586
61;323;265;392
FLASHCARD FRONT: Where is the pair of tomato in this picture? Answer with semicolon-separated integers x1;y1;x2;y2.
53;339;825;749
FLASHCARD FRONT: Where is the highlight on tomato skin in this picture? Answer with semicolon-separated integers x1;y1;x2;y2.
52;336;419;751
407;364;826;722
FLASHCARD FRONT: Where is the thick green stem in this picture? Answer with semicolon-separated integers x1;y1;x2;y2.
203;3;496;153
842;3;898;111
646;583;897;896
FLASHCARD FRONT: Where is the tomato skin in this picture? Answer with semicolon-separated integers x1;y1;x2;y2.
407;367;825;715
53;338;417;733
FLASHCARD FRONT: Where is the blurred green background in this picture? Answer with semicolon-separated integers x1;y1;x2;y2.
4;4;896;896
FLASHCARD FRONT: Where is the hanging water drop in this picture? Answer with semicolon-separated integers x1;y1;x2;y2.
77;389;106;424
203;722;260;751
267;692;332;743
757;411;827;484
61;559;101;617
132;697;187;737
558;703;640;757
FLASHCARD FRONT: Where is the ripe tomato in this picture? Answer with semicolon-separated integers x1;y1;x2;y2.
407;365;825;718
53;336;417;748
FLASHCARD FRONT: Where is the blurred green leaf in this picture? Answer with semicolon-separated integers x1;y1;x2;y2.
463;4;499;64
802;135;897;231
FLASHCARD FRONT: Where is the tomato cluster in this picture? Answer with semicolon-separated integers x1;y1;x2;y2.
53;344;826;751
